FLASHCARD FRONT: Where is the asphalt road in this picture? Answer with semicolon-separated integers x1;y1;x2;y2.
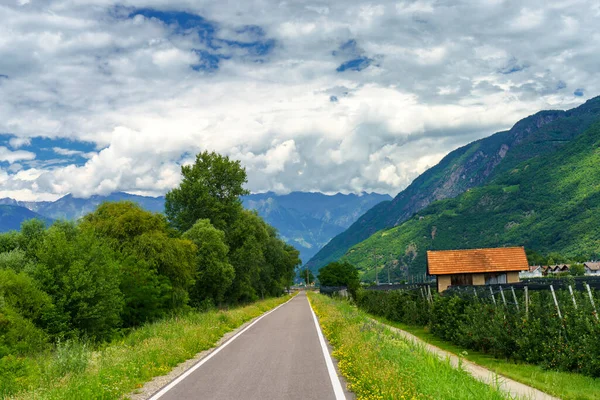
151;292;348;400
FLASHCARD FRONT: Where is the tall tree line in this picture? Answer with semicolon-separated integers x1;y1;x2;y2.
0;151;300;357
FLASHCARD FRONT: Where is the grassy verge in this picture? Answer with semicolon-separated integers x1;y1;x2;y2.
368;314;600;400
308;293;510;400
3;295;292;400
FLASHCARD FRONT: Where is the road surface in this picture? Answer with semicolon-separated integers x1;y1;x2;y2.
150;292;349;400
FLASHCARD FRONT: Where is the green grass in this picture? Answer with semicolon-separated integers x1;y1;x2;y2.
368;313;600;400
2;295;292;400
308;293;510;400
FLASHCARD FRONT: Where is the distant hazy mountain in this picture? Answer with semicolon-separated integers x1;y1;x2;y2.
0;191;390;263
242;192;391;263
0;205;53;232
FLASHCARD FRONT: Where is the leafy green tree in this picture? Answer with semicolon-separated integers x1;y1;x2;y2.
570;262;585;276
318;261;360;297
183;219;235;306
81;202;196;325
32;224;123;341
0;231;19;253
18;219;47;259
0;249;34;273
225;210;268;302
0;268;54;327
165;151;249;232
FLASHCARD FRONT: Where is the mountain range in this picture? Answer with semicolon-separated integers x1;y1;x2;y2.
0;191;390;264
308;97;600;279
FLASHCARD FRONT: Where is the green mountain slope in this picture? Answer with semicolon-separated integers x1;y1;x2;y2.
306;96;600;273
343;121;600;280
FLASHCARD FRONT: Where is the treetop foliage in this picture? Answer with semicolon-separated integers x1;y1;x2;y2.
165;151;249;232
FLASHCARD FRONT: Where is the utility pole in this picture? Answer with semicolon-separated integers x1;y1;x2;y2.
306;268;309;287
388;253;392;284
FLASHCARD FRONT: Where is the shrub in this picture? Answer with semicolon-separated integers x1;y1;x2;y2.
356;286;600;377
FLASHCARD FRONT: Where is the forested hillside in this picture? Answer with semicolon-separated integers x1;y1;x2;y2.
343;121;600;280
307;96;600;273
0;152;300;376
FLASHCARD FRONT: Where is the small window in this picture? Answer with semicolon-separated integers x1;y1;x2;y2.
451;274;473;286
484;273;507;285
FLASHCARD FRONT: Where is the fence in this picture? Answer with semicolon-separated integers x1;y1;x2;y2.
356;280;600;377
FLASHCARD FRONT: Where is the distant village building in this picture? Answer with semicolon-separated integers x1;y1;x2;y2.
520;265;543;279
546;264;570;274
427;247;529;292
584;262;600;276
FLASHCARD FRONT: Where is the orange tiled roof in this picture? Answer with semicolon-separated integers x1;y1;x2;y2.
427;247;528;275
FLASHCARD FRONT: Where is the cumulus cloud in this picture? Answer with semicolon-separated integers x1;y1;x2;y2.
9;137;31;149
0;146;36;164
0;0;599;200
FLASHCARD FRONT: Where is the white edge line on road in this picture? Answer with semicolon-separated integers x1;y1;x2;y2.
148;295;297;400
307;296;347;400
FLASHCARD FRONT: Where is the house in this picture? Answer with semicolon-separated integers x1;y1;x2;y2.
547;264;570;274
520;265;543;279
584;262;600;276
427;247;529;292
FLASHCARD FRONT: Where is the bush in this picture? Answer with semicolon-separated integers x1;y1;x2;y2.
356;286;600;377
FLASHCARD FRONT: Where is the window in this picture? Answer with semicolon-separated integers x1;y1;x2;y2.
484;273;507;285
451;274;473;286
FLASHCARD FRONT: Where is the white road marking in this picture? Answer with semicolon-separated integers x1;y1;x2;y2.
148;295;296;400
307;296;347;400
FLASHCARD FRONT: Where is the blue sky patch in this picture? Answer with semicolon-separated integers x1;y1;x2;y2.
337;57;373;72
126;8;276;70
498;58;528;74
0;134;98;169
574;88;584;97
130;9;216;39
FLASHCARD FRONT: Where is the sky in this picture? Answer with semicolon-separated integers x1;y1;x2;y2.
0;0;599;201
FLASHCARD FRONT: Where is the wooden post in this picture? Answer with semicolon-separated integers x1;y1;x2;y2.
550;285;562;320
524;286;529;319
511;286;519;311
420;287;425;300
427;285;433;304
489;286;497;306
585;283;598;320
473;287;478;300
499;286;507;306
568;285;577;310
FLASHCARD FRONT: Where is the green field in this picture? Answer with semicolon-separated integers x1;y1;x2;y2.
308;293;510;400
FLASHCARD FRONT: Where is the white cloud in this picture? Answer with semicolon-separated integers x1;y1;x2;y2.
8;137;31;149
0;146;36;164
0;0;598;201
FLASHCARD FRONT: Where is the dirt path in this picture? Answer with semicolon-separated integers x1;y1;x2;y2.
372;319;559;400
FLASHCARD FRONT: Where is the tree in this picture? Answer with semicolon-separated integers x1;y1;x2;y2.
570;263;585;276
183;219;235;307
32;224;123;341
165;151;249;232
299;268;315;285
318;261;360;297
225;210;268;302
80;202;196;326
